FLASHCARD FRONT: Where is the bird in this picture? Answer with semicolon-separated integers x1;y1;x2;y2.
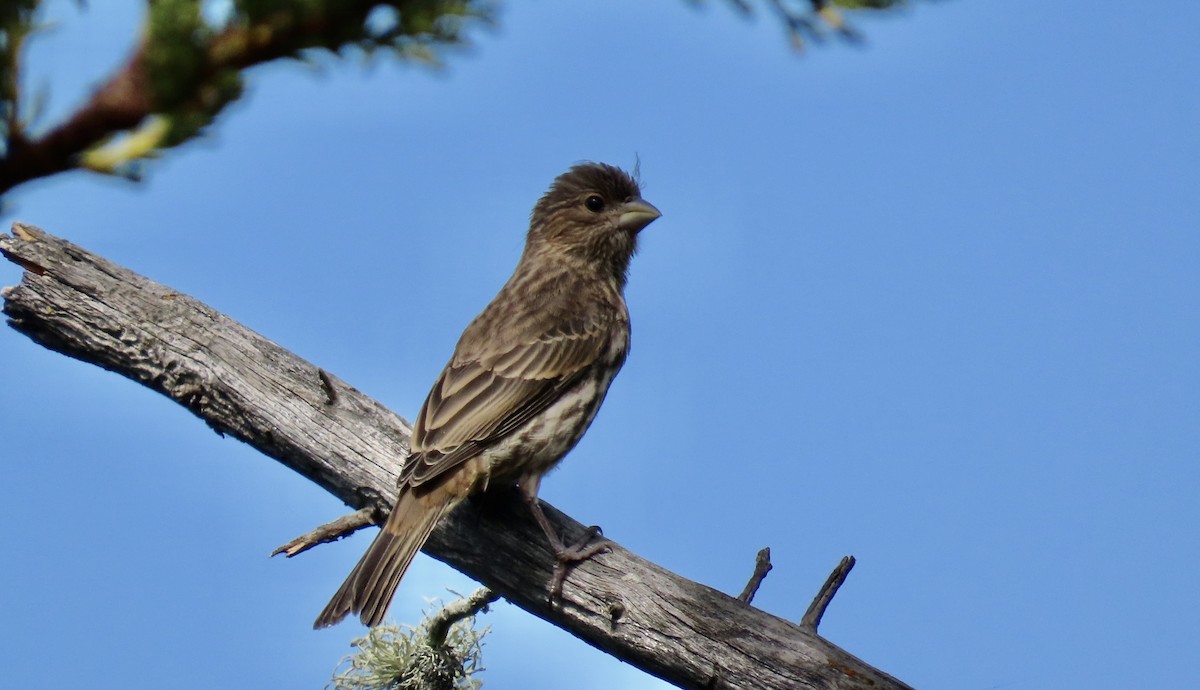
314;162;661;628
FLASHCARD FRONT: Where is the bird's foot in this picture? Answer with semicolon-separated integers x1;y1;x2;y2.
519;491;611;602
549;525;611;602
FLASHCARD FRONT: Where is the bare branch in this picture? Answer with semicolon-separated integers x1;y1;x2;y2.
1;222;913;690
801;556;856;632
426;588;499;648
318;368;340;405
737;547;773;604
273;506;380;558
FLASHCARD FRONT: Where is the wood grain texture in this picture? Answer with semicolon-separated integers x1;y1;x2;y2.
1;222;914;690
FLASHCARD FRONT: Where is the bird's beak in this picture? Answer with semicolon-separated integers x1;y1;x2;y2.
618;198;662;232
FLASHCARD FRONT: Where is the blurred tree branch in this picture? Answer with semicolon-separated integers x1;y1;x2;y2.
717;0;910;48
0;0;494;198
1;221;915;690
0;0;927;202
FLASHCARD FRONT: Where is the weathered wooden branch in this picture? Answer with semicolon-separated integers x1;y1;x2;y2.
0;222;914;690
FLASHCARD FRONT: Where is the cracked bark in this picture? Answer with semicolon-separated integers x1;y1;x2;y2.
1;222;914;690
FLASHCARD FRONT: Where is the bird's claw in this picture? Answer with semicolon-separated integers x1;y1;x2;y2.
549;525;611;602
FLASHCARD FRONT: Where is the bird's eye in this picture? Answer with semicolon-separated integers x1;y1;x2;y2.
584;195;605;213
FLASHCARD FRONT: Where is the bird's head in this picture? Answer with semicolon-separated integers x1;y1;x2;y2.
526;162;661;283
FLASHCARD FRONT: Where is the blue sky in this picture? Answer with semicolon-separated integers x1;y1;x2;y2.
2;1;1197;688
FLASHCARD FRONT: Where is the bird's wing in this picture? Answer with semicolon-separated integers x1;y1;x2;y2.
401;321;615;488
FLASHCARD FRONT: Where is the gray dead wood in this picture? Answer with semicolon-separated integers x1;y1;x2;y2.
0;222;914;690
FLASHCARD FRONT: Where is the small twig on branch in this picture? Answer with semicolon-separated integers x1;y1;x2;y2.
738;547;773;604
801;555;856;632
318;368;338;405
426;588;500;648
272;506;379;558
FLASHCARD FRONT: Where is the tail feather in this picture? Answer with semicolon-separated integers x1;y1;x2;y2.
314;489;452;629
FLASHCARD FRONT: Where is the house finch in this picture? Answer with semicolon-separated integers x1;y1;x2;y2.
315;162;661;628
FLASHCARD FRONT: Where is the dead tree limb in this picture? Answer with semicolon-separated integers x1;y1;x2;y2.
0;222;914;690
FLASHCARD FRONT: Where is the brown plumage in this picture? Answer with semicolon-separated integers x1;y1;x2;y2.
314;162;661;628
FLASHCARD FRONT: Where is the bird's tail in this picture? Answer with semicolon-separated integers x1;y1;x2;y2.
314;487;453;628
